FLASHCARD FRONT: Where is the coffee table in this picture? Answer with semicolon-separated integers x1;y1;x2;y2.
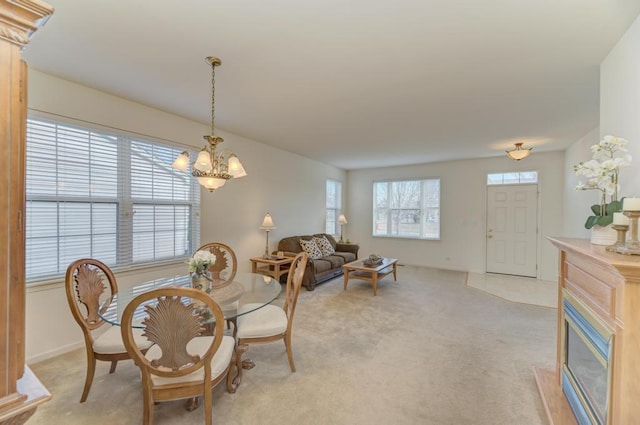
342;258;398;296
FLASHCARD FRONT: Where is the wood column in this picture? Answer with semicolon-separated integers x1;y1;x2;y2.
0;1;53;424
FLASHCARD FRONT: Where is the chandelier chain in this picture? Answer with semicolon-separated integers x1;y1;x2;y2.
211;63;216;136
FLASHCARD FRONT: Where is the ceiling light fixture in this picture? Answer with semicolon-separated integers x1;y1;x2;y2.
172;56;247;191
506;142;532;161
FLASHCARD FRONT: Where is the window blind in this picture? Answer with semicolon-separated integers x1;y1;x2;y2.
25;116;201;283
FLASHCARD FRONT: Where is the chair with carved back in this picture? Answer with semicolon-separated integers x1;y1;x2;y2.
196;242;237;288
235;252;308;372
120;287;238;425
64;258;154;403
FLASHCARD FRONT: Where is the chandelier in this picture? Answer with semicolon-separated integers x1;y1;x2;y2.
172;56;247;191
506;142;532;161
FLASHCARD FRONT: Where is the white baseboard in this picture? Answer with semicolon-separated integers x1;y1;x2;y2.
26;341;84;364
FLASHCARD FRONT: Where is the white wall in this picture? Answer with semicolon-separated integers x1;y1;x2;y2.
562;14;640;240
25;70;346;362
563;127;599;238
600;14;640;198
346;151;564;282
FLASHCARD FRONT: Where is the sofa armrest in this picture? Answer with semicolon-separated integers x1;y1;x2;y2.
336;242;359;257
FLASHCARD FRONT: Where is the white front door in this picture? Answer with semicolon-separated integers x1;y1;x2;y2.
486;184;538;277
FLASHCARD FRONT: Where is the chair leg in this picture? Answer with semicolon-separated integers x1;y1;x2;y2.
80;351;97;403
284;333;296;373
142;386;153;425
204;380;213;425
109;360;118;373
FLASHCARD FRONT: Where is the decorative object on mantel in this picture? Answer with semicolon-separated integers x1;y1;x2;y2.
188;249;216;292
607;212;629;252
506;142;532;161
338;213;348;242
260;213;277;259
573;135;632;245
615;198;640;255
171;56;247;192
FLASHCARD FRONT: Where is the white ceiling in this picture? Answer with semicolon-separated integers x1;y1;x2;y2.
23;0;640;170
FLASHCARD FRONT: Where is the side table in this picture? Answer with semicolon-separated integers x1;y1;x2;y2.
250;256;293;282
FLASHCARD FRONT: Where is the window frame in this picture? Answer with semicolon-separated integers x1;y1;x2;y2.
25;112;201;285
325;179;343;236
372;177;441;240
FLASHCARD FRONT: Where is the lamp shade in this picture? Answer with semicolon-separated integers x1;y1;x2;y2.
194;149;213;172
228;155;248;178
338;214;348;225
260;213;276;230
506;143;532;161
197;176;226;191
171;151;190;172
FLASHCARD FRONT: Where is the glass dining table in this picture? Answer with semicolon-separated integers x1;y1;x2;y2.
100;272;281;326
99;271;282;395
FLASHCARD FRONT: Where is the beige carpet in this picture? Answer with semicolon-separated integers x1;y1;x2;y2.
29;266;556;425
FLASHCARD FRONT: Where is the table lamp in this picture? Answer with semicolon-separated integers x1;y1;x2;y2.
338;214;348;243
260;213;276;258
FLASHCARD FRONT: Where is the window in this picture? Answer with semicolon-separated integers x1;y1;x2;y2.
487;171;538;185
373;178;440;239
25;115;201;283
325;179;342;235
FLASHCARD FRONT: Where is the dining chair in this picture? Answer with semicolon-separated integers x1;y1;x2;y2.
64;258;154;403
196;242;237;288
120;287;237;425
235;251;308;372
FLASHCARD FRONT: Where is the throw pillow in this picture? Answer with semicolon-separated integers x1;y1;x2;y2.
313;235;335;257
299;239;323;260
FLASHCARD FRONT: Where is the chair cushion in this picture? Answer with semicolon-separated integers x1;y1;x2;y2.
94;325;153;355
322;255;345;268
313;235;335;256
299;239;323;259
332;251;357;263
312;258;333;273
146;335;235;387
236;303;287;339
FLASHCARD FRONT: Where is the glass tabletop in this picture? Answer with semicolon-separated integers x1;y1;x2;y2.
99;272;282;328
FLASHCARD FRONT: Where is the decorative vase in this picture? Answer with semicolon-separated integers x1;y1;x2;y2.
191;271;212;293
590;224;618;246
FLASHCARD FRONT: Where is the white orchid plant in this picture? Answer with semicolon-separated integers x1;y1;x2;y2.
188;250;217;275
574;135;632;229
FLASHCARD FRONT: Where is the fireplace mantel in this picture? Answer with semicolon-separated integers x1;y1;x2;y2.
535;237;640;425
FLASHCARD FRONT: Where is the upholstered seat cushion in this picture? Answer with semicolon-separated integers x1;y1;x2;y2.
236;303;287;338
311;258;333;274
145;335;235;387
332;251;356;263
322;255;346;268
94;325;153;355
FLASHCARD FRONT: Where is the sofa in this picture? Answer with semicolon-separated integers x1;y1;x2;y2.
277;233;359;290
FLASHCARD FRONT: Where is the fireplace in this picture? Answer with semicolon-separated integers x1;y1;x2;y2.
561;290;614;425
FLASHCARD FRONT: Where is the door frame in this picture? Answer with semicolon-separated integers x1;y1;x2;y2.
484;176;540;278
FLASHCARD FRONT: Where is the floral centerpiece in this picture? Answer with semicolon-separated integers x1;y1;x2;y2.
573;135;632;229
188;250;217;276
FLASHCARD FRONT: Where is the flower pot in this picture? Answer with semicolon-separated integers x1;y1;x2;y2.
590;225;617;246
191;271;212;292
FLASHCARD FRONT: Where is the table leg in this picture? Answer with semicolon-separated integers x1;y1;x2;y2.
227;342;248;393
393;263;397;280
251;262;257;273
343;269;349;291
372;272;378;296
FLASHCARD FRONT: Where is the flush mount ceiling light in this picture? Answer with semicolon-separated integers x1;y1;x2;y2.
506;142;532;161
172;56;247;191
